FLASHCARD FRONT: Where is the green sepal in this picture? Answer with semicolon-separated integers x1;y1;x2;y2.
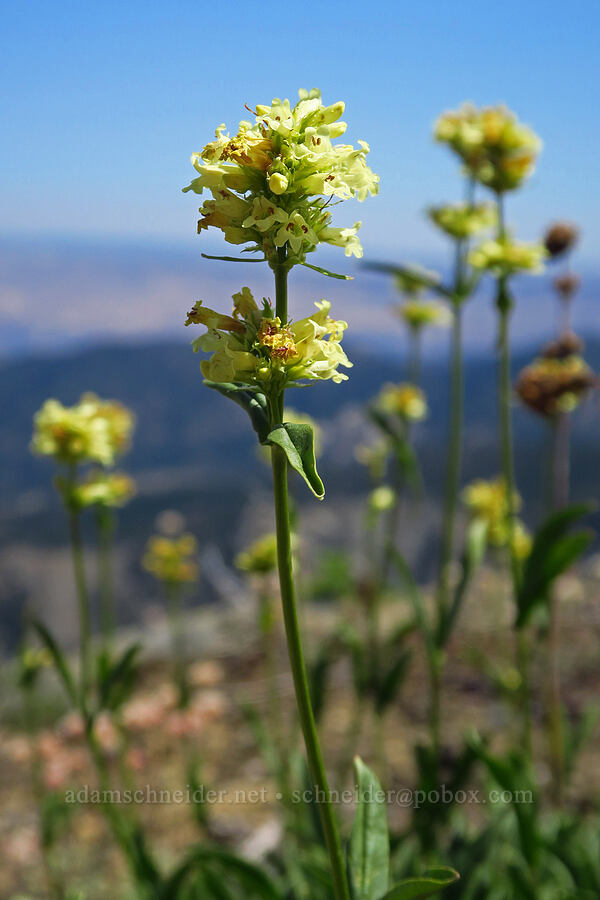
349;756;390;900
382;868;460;898
266;423;325;499
204;381;271;444
300;260;353;280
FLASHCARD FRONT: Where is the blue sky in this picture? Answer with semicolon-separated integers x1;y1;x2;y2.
2;0;600;262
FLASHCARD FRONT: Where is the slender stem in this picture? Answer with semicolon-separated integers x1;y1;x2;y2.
409;329;422;385
436;300;464;621
495;192;532;757
270;253;350;900
547;415;570;800
166;581;189;708
67;469;92;705
97;506;116;650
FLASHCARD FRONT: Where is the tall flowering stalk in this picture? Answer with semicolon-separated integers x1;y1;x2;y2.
184;89;378;900
30;395;161;893
438;103;546;754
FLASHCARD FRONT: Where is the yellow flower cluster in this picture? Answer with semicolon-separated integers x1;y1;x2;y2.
468;237;547;277
462;477;531;560
395;299;451;332
434;104;541;192
71;471;137;509
235;533;279;575
428;203;497;240
31;394;135;467
142;534;199;585
368;485;396;513
186;287;351;387
376;383;428;422
183;89;378;265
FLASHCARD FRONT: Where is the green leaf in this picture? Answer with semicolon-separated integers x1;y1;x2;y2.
300;261;353;279
391;550;432;653
437;518;487;647
349;757;390;900
98;643;141;711
375;650;412;714
516;503;595;629
201;253;266;263
382;868;459;898
159;847;283;900
30;619;78;706
205;381;271;444
267;423;324;498
362;262;451;298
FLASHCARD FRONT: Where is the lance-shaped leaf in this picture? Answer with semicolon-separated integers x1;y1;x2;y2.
201;252;267;263
349;757;390;900
266;423;324;499
205;381;271;444
515;503;595;629
363;262;451;298
30;619;78;706
437;518;487;648
301;260;353;280
382;867;459;899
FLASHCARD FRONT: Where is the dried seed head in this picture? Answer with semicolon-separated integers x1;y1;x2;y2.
544;221;579;258
554;272;581;299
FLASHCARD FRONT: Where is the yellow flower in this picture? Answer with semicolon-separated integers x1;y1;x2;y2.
428;203;497;240
82;394;135;459
71;471;136;509
462;476;530;558
368;486;396;513
434;103;541;192
468;237;547;277
235;533;278;574
187;289;351;387
183;89;378;265
31;397;114;466
142;533;199;585
376;383;428;422
395;299;451;332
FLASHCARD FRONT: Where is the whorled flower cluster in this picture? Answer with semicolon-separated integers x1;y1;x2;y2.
375;382;428;422
462;477;531;560
434;103;541;192
142;534;199;585
185;287;351;387
31;394;135;468
395;298;451;332
468;236;547;277
515;355;595;417
183;89;379;265
235;533;279;575
428;203;497;240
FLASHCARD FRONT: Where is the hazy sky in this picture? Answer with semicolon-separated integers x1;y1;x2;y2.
3;0;600;261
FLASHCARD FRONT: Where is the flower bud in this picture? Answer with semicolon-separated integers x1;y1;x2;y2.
268;172;289;195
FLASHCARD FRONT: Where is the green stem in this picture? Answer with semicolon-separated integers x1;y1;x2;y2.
547;415;570;800
409;329;422;385
270;252;350;900
166;582;189;708
97;506;116;650
495;192;532;757
67;470;92;705
436;300;464;622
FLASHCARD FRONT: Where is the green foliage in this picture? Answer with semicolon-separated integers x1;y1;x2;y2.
349;758;390;900
381;868;459;899
267;423;324;499
516;503;594;628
